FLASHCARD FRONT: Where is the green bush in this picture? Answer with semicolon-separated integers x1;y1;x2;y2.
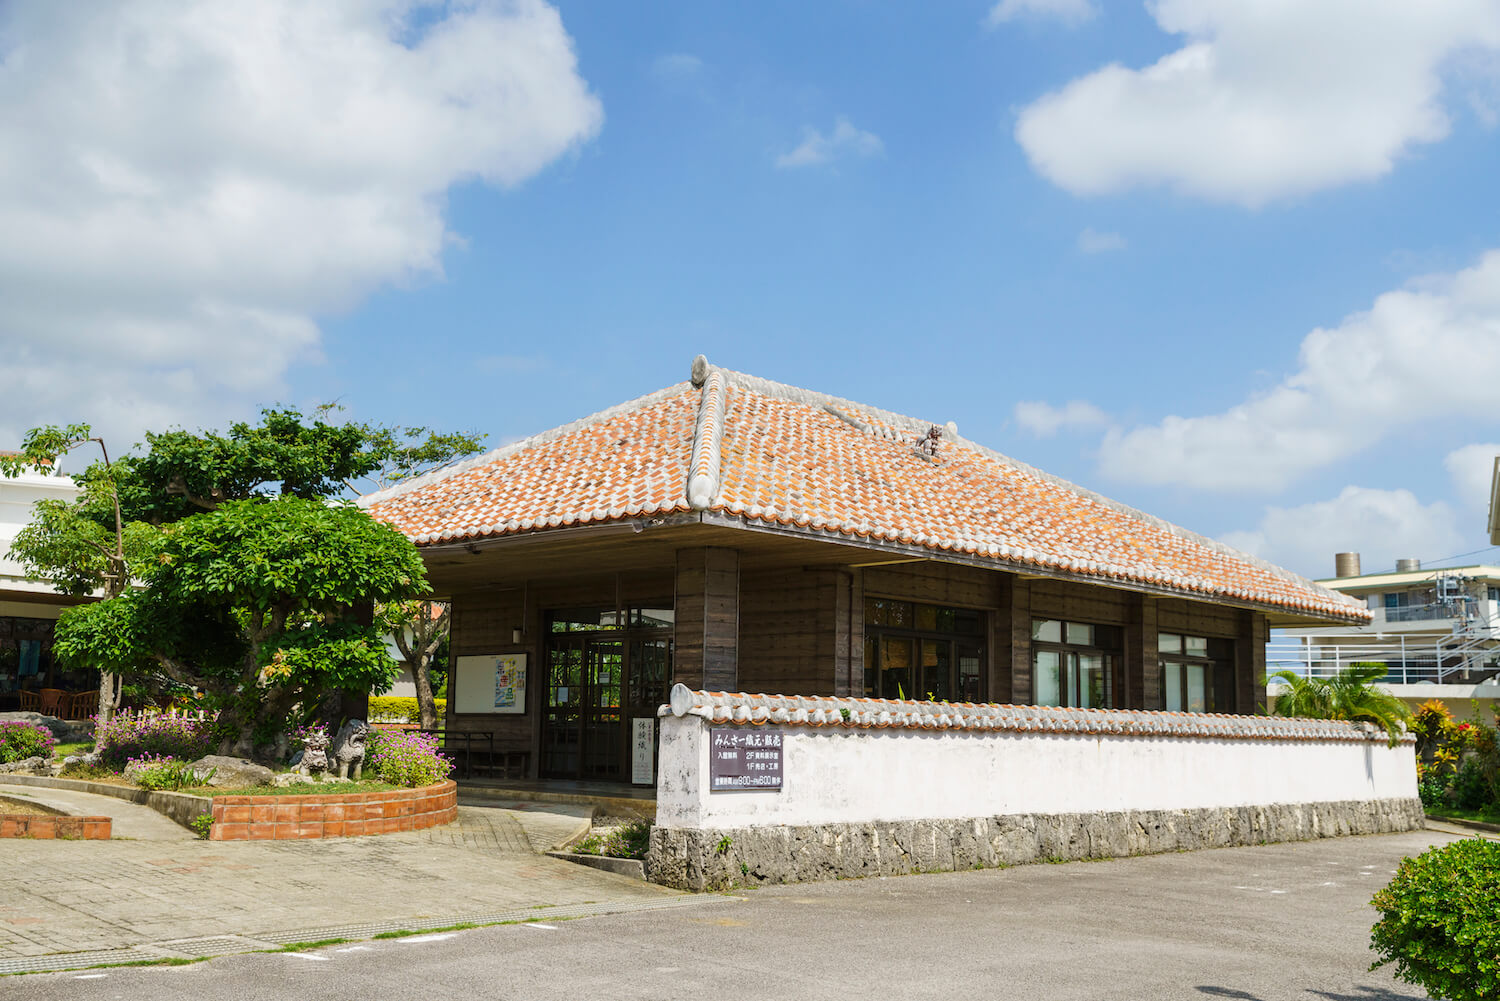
1451;758;1493;811
0;721;56;763
1370;838;1500;1000
367;696;446;724
126;754;211;792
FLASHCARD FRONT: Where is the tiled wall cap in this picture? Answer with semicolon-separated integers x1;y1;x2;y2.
660;685;1411;744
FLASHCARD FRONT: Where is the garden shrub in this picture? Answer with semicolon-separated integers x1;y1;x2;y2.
367;696;446;724
0;720;56;763
1371;838;1500;1000
1451;758;1493;811
124;754;210;791
94;712;214;768
365;728;452;787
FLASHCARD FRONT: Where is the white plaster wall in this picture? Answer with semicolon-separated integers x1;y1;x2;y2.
656;716;1419;829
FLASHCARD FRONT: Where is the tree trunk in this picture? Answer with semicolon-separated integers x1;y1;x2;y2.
95;669;116;731
414;651;438;730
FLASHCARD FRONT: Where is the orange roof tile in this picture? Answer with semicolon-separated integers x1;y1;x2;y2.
364;357;1368;624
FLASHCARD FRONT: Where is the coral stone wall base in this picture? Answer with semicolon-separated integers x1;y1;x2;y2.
646;798;1427;891
0;815;111;840
208;780;457;840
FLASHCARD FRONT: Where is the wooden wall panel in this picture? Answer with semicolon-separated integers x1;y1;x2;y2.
1029;579;1129;624
862;562;999;609
1007;578;1032;705
674;548;740;691
1157;599;1240;638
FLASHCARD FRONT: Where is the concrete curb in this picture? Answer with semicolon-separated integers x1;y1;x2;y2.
0;774;210;830
1425;814;1500;835
545;850;646;879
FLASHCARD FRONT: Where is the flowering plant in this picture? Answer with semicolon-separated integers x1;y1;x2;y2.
94;712;214;768
0;720;57;763
124;753;207;791
365;728;452;788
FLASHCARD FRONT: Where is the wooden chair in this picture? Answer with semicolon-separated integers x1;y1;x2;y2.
17;690;40;712
68;690;99;720
38;688;67;717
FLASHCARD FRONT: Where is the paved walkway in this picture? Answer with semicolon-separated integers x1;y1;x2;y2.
0;784;195;841
0;784;684;972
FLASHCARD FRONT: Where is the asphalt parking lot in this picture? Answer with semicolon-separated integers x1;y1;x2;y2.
4;827;1466;1000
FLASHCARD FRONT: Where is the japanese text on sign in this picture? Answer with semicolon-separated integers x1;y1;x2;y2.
709;728;783;791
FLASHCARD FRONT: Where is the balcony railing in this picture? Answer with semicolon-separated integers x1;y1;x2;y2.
1266;635;1500;686
1381;602;1458;623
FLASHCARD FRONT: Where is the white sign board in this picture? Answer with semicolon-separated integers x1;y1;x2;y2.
632;717;655;785
453;653;527;715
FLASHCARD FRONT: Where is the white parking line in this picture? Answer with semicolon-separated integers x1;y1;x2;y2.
525;923;559;931
285;953;330;961
397;934;456;944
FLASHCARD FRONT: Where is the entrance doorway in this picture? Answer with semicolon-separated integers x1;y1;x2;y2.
541;606;672;782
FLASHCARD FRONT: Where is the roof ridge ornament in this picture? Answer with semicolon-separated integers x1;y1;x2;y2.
687;357;726;510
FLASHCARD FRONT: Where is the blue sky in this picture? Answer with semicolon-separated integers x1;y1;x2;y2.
3;1;1499;580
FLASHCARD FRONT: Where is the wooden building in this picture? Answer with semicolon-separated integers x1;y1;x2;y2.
364;357;1368;785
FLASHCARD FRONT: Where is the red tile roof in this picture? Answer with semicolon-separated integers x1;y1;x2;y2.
364;358;1368;623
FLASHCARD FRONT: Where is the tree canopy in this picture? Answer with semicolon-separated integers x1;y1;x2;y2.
11;407;484;758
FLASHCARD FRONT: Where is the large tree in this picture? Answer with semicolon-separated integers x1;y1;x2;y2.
1;425;151;730
11;408;482;757
53;498;425;757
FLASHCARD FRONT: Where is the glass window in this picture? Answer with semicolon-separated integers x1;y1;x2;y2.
865;598;985;700
1035;650;1060;706
1031;619;1061;643
1065;622;1094;646
1032;619;1120;709
1158;632;1220;713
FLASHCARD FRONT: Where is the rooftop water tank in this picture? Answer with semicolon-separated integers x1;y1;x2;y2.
1396;558;1422;573
1334;552;1362;578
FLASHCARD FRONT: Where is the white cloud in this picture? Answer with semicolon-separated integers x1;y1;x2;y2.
0;0;602;450
1077;227;1126;253
1444;442;1500;513
986;0;1096;28
1013;400;1111;437
1220;486;1463;580
1014;0;1500;205
651;53;703;79
1097;250;1500;492
775;117;884;169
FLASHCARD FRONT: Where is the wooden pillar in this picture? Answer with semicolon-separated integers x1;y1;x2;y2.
674;547;740;691
1124;594;1159;710
1006;578;1033;704
1235;610;1268;715
828;570;863;698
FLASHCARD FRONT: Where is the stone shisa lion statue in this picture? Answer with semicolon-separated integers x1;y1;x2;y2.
290;719;369;781
329;718;370;780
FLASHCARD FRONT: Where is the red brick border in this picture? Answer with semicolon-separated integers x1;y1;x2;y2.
0;815;111;839
208;780;457;841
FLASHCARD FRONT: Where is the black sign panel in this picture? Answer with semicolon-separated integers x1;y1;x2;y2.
709;728;783;791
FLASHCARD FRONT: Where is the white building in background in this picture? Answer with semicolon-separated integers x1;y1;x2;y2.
1272;551;1500;715
0;462;97;710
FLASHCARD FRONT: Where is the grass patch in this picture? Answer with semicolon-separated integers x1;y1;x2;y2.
52;741;94;759
186;780;399;797
1429;805;1500;826
372;922;479;940
571;819;651;860
274;938;348;952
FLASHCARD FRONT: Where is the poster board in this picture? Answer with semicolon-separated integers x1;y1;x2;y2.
453;653;527;714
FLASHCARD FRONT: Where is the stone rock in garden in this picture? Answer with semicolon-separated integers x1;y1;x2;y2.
189;755;274;788
0;756;45;774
